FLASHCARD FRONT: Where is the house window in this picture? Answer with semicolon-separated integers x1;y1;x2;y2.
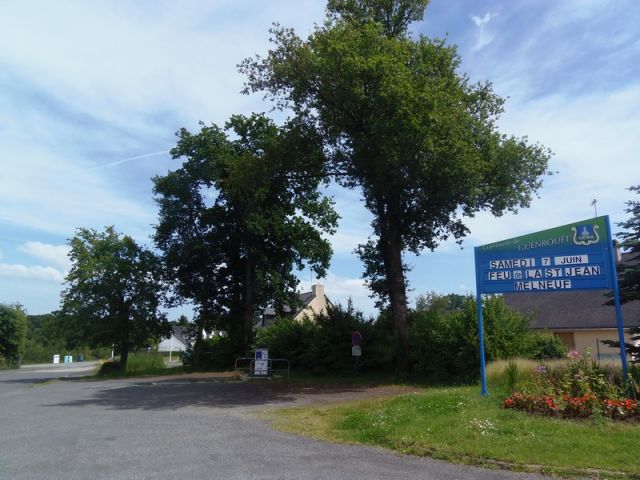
554;332;575;349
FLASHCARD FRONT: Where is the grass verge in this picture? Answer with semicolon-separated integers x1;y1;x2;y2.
93;352;185;379
266;385;640;479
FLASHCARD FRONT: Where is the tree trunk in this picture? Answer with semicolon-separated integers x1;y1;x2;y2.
192;302;207;368
241;255;256;354
377;195;410;374
118;300;130;372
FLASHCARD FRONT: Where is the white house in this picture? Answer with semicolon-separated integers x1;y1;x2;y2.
258;284;330;328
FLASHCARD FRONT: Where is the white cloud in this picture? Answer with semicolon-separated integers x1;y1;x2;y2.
470;12;497;52
456;83;640;247
18;241;71;270
0;263;65;283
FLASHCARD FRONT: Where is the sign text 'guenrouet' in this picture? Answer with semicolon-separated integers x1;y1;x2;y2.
475;216;613;294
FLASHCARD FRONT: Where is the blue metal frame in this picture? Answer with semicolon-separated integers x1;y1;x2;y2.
474;247;488;396
474;215;630;395
605;216;629;380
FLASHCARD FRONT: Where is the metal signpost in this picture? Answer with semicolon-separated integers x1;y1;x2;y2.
352;332;362;373
474;216;628;396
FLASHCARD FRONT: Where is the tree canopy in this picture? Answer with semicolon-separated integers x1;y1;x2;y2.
60;227;168;370
240;0;551;371
612;185;640;363
0;304;28;365
153;114;338;358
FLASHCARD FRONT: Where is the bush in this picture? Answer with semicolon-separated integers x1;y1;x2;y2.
254;302;394;375
409;295;543;382
521;331;567;360
182;335;238;371
97;359;122;376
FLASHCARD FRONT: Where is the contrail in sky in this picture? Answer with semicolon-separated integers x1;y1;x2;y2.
93;150;170;169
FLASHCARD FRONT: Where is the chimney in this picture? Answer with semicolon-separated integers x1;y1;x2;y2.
613;240;622;263
311;284;324;298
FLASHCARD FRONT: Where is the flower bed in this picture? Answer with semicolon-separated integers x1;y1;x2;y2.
504;392;639;420
502;350;640;421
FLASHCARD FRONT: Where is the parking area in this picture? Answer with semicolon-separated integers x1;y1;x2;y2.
0;366;547;480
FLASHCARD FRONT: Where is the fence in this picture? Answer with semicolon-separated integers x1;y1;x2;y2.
234;357;290;378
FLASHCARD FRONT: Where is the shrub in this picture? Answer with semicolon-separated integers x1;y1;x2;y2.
254;302;394;375
521;331;567;360
183;335;238;371
98;359;122;376
409;295;545;382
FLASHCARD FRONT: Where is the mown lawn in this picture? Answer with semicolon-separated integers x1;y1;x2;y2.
267;385;640;479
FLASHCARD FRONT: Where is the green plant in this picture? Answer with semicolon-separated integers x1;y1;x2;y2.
183;335;237;371
522;331;567;360
504;361;519;392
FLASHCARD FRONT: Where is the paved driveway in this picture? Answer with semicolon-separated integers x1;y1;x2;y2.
0;365;549;480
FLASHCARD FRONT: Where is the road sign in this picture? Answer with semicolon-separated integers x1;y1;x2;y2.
352;346;361;357
473;216;628;396
351;331;362;346
254;348;269;376
475;216;612;294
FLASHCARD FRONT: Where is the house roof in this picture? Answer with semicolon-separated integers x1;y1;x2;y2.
263;290;319;318
170;326;189;346
504;252;640;330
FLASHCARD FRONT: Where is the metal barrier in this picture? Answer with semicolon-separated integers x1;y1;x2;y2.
234;357;290;378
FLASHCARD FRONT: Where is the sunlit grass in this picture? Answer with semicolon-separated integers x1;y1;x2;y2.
268;385;640;479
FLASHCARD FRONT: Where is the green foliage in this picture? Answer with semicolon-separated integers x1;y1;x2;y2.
182;335;238;371
504;361;519;393
409;294;565;382
503;352;640;421
154;114;338;359
616;185;640;304
97;352;182;377
0;304;28;366
272;385;640;476
255;302;393;375
520;331;567;360
241;0;551;372
604;186;640;363
60;226;168;370
124;351;165;372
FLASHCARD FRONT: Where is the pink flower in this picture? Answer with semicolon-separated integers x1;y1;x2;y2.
567;350;580;359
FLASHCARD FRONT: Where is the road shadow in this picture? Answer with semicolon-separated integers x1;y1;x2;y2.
44;377;378;411
1;377;59;385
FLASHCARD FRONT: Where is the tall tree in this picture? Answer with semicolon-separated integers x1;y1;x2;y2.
154;114;338;356
240;0;551;371
0;304;28;366
60;227;168;370
604;186;640;363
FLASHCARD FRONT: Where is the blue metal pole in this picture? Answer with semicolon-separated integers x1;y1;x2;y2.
605;215;629;380
474;247;488;396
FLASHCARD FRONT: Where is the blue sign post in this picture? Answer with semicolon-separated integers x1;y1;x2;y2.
474;216;628;396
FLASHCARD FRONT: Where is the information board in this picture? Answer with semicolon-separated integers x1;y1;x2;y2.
473;215;628;396
475;216;612;294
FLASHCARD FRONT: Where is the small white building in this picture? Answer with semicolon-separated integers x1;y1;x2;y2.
158;326;189;352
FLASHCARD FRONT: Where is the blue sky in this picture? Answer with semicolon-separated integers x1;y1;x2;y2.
1;0;639;318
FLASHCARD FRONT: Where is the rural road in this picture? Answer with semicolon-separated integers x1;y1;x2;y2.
0;364;549;480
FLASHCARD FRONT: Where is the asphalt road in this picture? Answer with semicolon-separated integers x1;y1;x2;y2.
0;365;550;480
